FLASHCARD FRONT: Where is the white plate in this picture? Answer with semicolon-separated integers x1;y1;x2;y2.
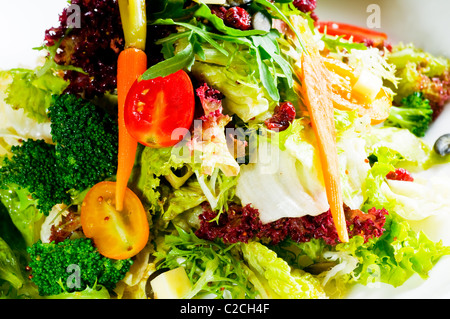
0;0;449;299
317;0;450;299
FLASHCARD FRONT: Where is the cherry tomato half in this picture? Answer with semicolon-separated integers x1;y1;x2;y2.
316;21;388;47
124;70;195;148
81;181;149;260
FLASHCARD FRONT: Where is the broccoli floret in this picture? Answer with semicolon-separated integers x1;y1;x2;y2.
0;94;118;215
48;94;118;190
0;139;71;214
27;238;132;297
384;92;433;137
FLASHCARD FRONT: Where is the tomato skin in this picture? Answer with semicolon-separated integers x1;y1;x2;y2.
316;21;388;46
124;70;195;148
81;181;149;260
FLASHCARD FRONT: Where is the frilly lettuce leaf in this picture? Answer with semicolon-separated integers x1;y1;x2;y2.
389;43;449;78
130;145;185;214
387;43;450;105
363;126;432;171
0;185;44;248
0;72;53;154
162;180;206;222
154;227;257;299
271;215;450;299
323;218;449;297
44;282;110;299
1;68;68;123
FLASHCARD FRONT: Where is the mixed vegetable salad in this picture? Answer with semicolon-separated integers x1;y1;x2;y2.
1;0;450;299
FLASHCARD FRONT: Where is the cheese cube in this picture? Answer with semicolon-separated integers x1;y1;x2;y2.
352;68;382;102
150;267;193;299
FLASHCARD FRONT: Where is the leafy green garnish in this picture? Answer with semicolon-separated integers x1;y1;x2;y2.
155;227;257;299
1;68;68;123
321;35;368;53
141;40;196;80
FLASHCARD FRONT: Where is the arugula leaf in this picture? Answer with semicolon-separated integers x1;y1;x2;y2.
253;0;307;53
251;31;293;87
148;16;293;103
142;17;235;80
254;47;280;101
152;18;229;56
141;41;195;80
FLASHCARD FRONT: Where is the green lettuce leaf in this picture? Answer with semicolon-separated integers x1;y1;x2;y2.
1;68;68;123
361;146;400;212
44;282;110;299
336;213;450;289
0;236;25;290
130;146;185;213
192;61;273;122
240;241;327;299
155;227;257;299
272;214;450;298
387;43;450;105
0;72;53;154
0;185;44;247
364;126;450;173
162;180;206;222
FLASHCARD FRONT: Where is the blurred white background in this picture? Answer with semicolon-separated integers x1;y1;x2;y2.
0;0;67;69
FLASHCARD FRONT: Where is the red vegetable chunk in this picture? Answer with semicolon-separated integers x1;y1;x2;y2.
124;70;195;148
386;168;414;182
224;7;252;30
264;102;296;131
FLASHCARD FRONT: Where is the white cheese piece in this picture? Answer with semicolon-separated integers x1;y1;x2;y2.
352;68;382;101
151;267;193;299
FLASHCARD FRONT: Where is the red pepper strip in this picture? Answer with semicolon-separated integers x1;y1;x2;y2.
316;21;388;46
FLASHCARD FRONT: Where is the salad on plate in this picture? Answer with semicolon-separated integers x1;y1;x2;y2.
0;0;450;299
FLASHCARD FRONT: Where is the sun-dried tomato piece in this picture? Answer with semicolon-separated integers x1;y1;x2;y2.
264;102;296;131
223;7;252;30
386;168;414;182
49;210;82;244
292;0;316;13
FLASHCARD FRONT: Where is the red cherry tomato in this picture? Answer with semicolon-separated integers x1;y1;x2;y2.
124;70;195;148
316;21;388;47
